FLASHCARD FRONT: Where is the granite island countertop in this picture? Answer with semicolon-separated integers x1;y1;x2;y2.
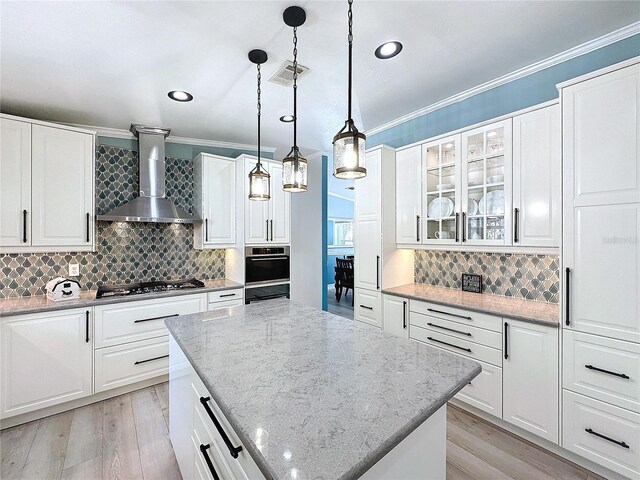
0;279;244;317
165;298;481;480
383;283;559;327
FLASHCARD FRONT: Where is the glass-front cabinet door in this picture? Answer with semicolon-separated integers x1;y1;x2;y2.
461;120;512;245
422;134;462;245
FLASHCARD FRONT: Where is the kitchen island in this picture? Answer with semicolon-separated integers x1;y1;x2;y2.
166;298;481;480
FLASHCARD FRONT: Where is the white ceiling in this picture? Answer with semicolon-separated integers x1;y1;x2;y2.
1;1;637;159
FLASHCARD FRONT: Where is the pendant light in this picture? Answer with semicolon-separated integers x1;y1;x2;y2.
248;49;270;201
282;6;308;192
332;0;366;179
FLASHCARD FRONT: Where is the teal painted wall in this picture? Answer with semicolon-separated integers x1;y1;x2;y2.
368;34;640;149
97;136;274;160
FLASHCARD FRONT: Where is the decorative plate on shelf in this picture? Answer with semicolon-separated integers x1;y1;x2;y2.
468;198;479;216
427;197;454;218
479;190;505;215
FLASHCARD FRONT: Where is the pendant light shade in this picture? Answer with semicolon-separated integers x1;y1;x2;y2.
248;49;270;201
282;6;308;193
333;0;366;179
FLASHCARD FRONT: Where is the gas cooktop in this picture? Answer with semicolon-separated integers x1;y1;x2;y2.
96;278;205;299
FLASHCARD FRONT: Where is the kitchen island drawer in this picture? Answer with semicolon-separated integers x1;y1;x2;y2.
193;403;236;480
95;293;207;348
563;390;639;479
410;300;502;333
410;312;502;349
564;330;640;413
208;289;244;304
455;360;502;418
355;290;382;329
411;325;502;366
94;336;168;393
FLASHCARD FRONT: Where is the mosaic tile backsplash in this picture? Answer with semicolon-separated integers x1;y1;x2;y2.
414;250;560;303
0;145;225;298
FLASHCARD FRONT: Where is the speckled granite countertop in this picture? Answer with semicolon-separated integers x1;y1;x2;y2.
0;279;244;317
383;283;559;327
165;298;481;480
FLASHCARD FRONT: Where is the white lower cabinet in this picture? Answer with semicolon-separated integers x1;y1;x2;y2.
503;319;558;443
382;294;408;339
563;390;640;479
1;308;93;419
355;289;382;328
455;360;502;417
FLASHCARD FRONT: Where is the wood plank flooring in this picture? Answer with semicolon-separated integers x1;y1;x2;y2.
1;383;603;480
327;286;354;320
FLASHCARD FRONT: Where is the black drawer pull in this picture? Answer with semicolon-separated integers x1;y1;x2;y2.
403;301;407;329
200;396;243;458
513;208;519;243
565;267;570;326
455;213;459;242
219;293;237;298
266;220;269;241
360;305;373;310
134;313;179;323
427;322;471;337
134;354;169;365
585;364;630;380
86;213;90;242
427;336;472;353
376;255;380;290
504;322;509;359
462;212;466;242
585;428;629;449
205;218;209;242
23;210;28;243
199;444;220;480
85;311;90;343
416;215;420;242
427;308;472;320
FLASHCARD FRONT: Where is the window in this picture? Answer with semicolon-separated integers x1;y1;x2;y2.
333;220;353;246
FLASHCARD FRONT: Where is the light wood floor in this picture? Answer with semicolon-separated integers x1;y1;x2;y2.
327;286;354;320
1;383;603;480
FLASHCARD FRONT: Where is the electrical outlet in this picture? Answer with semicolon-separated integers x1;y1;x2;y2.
68;263;80;277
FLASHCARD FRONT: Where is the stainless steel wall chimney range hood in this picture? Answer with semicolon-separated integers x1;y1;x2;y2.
97;124;201;224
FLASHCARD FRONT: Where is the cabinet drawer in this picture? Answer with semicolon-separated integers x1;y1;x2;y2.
410;312;502;349
411;325;502;366
209;299;244;312
193;404;236;480
95;294;206;348
208;289;244;304
455;359;502;418
563;390;639;479
355;289;381;328
94;336;168;393
410;300;502;332
564;330;640;413
192;373;264;480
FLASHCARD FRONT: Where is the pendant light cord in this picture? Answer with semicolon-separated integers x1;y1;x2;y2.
293;26;298;149
257;63;262;166
347;0;353;122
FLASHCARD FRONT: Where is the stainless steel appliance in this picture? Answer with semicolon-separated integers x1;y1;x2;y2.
96;278;205;299
245;246;290;303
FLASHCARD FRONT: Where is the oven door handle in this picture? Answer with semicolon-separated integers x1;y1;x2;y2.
247;257;289;261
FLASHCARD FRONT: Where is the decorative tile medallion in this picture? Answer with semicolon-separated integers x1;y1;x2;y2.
0;145;225;298
414;250;560;303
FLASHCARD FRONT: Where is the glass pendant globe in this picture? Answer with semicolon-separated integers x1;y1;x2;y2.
333;130;366;179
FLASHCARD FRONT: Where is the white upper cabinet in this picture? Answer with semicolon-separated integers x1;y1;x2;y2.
0;114;95;254
395;145;422;244
461;120;513;246
194;154;236;248
243;157;290;245
0;118;31;248
512;105;561;247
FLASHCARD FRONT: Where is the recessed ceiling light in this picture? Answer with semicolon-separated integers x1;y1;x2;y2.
280;115;295;122
375;41;403;59
168;90;193;102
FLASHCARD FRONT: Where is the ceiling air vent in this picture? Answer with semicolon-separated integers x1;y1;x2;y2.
269;60;309;86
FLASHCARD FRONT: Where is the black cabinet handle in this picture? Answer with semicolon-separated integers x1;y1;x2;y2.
86;213;90;242
427;336;472;353
514;208;519;243
585;428;629;449
205;218;209;242
565;267;571;326
455;213;459;242
199;444;221;480
270;219;273;241
585;364;630;379
134;313;179;323
427;322;472;337
427;308;472;320
403;300;407;329
85;311;89;343
504;322;509;359
461;212;466;242
360;304;373;310
134;354;169;365
416;215;420;242
23;210;28;243
266;220;269;241
376;255;380;290
220;293;236;298
200;396;243;458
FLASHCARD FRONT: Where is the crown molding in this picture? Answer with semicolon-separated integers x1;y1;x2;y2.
365;21;640;137
70;123;277;153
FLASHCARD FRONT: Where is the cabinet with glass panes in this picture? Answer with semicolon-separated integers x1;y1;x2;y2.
422;134;462;245
461;120;512;245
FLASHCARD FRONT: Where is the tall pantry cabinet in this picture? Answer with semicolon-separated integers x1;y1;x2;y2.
560;59;640;480
354;146;413;328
